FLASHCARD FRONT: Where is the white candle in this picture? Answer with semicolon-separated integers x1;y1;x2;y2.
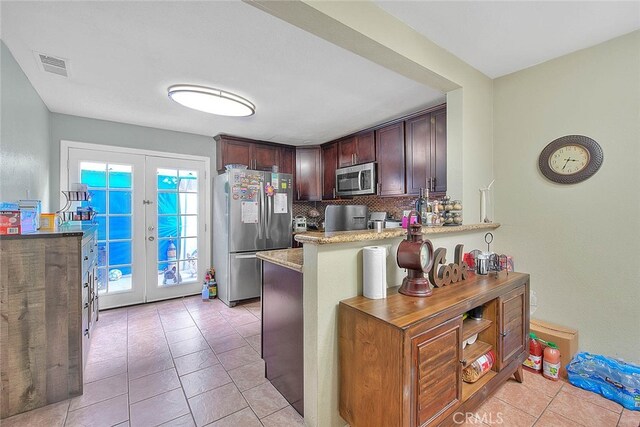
480;189;487;222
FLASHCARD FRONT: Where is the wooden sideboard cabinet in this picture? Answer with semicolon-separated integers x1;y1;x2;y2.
0;226;98;419
339;272;529;427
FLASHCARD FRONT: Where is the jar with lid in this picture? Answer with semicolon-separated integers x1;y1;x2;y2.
453;200;463;211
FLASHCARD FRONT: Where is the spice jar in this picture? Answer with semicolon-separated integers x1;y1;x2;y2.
453;200;463;211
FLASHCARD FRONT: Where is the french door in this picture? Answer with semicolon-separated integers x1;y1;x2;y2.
67;146;208;308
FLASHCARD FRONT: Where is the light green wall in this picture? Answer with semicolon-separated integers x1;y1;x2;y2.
493;30;640;363
1;41;51;210
49;113;216;209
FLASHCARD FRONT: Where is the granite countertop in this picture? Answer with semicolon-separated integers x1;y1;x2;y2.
0;223;97;240
256;248;303;272
294;223;500;245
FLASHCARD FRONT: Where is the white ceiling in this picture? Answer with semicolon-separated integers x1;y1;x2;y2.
0;1;444;145
2;2;639;145
376;1;640;78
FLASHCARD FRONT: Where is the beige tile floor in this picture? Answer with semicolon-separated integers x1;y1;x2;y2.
3;296;303;427
3;295;639;427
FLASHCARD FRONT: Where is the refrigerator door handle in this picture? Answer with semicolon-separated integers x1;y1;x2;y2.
266;196;272;239
258;187;264;239
235;253;257;259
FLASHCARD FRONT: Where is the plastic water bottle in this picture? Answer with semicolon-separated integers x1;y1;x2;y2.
201;283;209;301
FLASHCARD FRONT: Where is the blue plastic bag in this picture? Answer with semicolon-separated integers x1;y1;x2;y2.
567;352;640;411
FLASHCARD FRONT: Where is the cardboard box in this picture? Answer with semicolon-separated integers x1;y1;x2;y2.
531;319;579;379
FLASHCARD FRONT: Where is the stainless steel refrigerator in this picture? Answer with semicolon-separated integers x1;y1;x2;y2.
213;169;293;307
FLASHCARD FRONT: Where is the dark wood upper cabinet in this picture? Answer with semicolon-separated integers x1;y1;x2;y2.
254;144;279;171
216;137;251;171
278;146;295;175
355;131;376;164
322;142;338;200
405;106;447;195
215;135;296;174
295;147;322;201
432;108;447;193
375;122;405;196
338;131;375;167
338;136;356;168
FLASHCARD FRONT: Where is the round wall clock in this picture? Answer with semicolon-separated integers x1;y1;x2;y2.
538;135;603;184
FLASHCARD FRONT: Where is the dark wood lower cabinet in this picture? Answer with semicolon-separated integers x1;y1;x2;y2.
262;261;304;416
339;272;530;427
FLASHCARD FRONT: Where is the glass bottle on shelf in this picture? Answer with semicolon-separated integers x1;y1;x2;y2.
415;188;432;225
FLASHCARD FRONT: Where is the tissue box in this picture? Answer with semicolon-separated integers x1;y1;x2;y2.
531;319;579;379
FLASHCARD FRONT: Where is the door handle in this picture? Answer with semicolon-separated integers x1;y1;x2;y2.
235;254;257;259
148;236;155;241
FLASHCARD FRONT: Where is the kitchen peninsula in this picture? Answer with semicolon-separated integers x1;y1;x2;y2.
263;223;506;426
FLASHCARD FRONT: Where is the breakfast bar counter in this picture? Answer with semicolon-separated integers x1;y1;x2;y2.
294;222;500;245
256;247;303;272
296;222;505;426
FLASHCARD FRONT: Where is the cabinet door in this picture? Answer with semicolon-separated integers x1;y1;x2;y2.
375;122;405;196
295;147;321;201
497;285;527;369
411;317;462;427
338;137;356;167
355;131;375;164
431;108;447;193
322;142;338;200
218;138;252;171
279;146;295;175
405;113;431;195
254;144;279;171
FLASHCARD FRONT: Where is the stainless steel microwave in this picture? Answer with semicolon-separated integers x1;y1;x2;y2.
335;162;376;197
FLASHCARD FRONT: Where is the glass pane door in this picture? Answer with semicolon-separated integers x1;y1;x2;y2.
69;149;146;308
145;157;206;302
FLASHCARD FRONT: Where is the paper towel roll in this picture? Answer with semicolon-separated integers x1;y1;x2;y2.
363;246;388;299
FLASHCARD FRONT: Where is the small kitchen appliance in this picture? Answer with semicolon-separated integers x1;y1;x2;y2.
324;205;368;232
335;162;376;197
293;215;307;232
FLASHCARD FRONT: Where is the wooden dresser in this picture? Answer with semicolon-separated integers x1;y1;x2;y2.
0;225;99;419
339;271;529;427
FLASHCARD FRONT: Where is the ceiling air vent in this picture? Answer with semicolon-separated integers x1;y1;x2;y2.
36;52;68;77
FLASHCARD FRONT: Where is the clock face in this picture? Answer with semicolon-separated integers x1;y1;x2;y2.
539;135;603;184
548;144;590;175
419;244;430;271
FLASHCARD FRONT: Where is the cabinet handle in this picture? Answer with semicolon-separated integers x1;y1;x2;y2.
333;188;336;199
354;153;358;164
84;302;89;309
377;183;381;194
500;331;508;337
83;282;89;288
459;359;467;365
84;256;89;261
84;329;89;337
432;177;436;191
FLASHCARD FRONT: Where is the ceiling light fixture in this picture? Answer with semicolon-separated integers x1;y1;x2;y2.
167;85;255;117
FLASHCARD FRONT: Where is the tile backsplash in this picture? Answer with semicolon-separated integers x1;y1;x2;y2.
293;195;420;223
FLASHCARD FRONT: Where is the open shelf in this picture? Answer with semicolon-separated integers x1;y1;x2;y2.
463;340;492;367
462;370;496;401
462;318;492;341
